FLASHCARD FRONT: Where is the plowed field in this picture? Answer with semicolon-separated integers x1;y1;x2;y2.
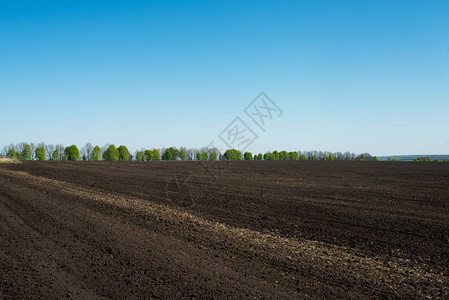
1;161;448;298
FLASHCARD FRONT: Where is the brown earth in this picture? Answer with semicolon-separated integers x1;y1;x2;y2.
0;161;448;299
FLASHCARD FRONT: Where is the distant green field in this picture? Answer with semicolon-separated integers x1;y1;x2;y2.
377;155;449;161
0;158;21;164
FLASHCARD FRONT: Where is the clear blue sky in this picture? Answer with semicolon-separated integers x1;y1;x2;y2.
1;0;448;156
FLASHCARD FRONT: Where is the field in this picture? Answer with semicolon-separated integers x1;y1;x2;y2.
0;158;20;164
1;161;448;298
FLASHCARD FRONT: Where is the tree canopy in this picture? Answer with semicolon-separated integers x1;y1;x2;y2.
202;152;208;161
52;149;60;161
223;149;241;160
165;149;173;161
211;152;218;160
153;149;160;161
64;145;80;161
135;151;145;161
103;145;119;161
21;144;32;160
144;150;154;161
35;147;46;161
118;145;130;161
7;148;21;159
244;152;253;160
91;146;102;161
179;149;186;161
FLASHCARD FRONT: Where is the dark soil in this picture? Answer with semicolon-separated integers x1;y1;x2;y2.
1;161;448;299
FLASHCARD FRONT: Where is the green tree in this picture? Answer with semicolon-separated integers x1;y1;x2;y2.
373;156;379;161
288;152;299;160
64;145;80;161
118;145;130;161
264;152;275;160
145;150;154;161
103;144;119;161
273;151;279;160
223;149;241;160
244;152;253;160
7;148;21;159
211;152;218;160
196;152;202;161
179;149;186;161
21;144;32;160
165;149;173;161
35;147;46;161
328;153;335;161
153;149;160;161
91;146;102;161
136;151;145;161
299;154;307;160
52;149;60;161
279;151;288;160
202;152;208;160
167;147;179;160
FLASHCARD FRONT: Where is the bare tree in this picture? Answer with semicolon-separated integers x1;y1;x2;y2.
16;142;27;155
206;146;219;156
343;151;351;161
101;144;110;158
81;143;94;161
160;147;166;160
317;151;325;160
296;150;364;161
360;153;373;160
55;144;65;160
29;143;36;160
335;152;343;160
186;148;196;160
45;144;55;160
1;145;10;157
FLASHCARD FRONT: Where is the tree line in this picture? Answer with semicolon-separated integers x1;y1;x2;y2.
412;157;448;163
0;142;386;162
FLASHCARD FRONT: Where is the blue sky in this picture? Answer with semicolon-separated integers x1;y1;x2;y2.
1;0;448;156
